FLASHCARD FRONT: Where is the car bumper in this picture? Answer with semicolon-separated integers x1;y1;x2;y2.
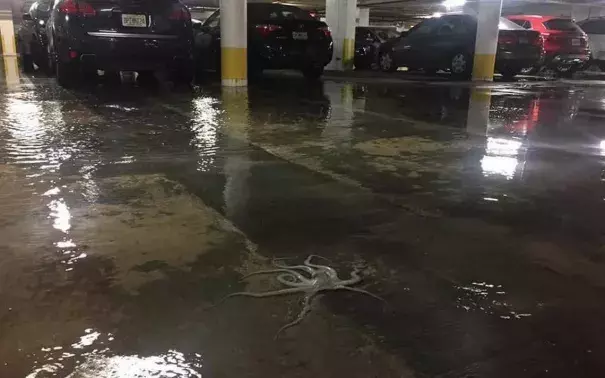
496;50;542;69
545;52;590;66
255;43;333;69
60;33;192;71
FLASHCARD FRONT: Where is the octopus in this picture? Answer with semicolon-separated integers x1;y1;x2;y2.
217;255;385;338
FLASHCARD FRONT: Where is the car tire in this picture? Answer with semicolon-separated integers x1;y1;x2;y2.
302;66;324;80
450;52;472;79
378;51;396;72
172;66;194;86
21;53;34;73
56;59;77;88
500;68;521;80
46;44;56;76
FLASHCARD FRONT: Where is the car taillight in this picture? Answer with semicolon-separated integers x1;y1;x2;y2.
532;34;543;47
169;6;190;21
255;24;282;37
59;0;95;16
318;26;331;38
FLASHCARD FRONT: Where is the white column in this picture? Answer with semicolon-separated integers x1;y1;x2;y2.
326;0;357;71
357;8;369;27
220;0;247;87
472;0;503;81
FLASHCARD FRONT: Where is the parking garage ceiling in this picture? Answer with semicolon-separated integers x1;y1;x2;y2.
182;0;605;22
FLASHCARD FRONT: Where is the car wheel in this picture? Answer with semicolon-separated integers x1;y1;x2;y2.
379;51;396;72
172;65;194;86
56;59;77;88
500;68;521;80
302;66;324;80
46;44;56;76
450;52;472;79
21;53;34;73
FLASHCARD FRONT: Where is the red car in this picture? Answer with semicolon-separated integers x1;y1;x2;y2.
507;15;589;75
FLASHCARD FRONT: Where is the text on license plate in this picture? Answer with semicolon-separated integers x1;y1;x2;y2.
122;14;147;28
292;32;308;40
572;39;580;46
519;37;528;44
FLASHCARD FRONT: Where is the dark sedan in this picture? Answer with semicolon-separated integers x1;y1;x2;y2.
354;26;399;70
17;0;52;73
378;14;543;79
194;3;333;79
46;0;194;87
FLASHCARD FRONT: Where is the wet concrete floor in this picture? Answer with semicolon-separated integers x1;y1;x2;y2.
2;61;605;377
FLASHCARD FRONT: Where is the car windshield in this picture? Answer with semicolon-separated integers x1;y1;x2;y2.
544;19;582;32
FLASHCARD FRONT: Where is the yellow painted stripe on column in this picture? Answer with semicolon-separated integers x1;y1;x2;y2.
472;53;496;81
221;47;247;80
342;38;355;70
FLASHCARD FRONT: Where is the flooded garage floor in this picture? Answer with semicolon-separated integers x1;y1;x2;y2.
2;61;605;377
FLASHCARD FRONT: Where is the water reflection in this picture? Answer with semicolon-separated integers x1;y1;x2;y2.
191;95;220;172
48;198;71;233
27;328;202;378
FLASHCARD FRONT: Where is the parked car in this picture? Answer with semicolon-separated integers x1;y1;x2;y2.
46;0;194;87
17;0;52;73
508;15;589;76
378;14;542;79
355;26;399;70
577;18;605;70
193;3;333;79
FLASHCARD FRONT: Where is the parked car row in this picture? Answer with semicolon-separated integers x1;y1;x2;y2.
16;1;605;84
355;14;605;79
371;14;543;79
17;1;333;87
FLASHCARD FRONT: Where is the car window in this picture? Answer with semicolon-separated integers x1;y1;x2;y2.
204;11;220;28
543;19;582;32
408;18;440;37
29;2;37;17
38;0;52;12
250;5;313;22
440;16;472;35
356;28;374;40
578;19;605;35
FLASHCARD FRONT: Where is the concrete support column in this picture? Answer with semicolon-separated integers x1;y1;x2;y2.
357;8;369;27
0;8;17;56
326;0;356;71
472;0;503;81
220;0;247;87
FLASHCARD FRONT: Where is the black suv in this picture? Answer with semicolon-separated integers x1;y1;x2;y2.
46;0;194;87
18;0;52;72
194;3;333;79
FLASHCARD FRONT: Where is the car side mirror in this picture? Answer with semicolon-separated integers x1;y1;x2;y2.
22;13;32;21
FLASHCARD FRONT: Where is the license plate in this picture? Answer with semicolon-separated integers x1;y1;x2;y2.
122;14;147;28
519;37;528;44
292;32;308;40
571;38;580;46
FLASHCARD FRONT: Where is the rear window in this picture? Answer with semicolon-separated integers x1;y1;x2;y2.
543;19;582;32
499;18;524;30
579;19;605;35
249;5;314;22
